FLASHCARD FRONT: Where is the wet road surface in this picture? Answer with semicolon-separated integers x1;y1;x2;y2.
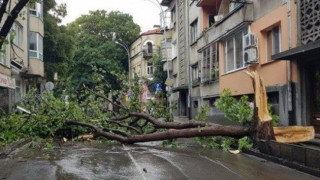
0;140;318;180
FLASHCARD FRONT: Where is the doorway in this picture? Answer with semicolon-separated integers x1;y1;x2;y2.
180;91;187;117
311;67;320;133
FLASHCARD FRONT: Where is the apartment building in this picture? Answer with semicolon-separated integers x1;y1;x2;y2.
129;27;163;102
273;0;320;134
159;0;308;128
0;1;44;112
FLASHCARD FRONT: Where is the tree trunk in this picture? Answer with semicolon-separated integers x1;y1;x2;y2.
67;121;252;144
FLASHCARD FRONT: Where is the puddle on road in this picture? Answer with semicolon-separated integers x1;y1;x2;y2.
1;141;319;180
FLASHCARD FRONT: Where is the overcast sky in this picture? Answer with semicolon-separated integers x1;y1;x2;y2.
55;0;163;33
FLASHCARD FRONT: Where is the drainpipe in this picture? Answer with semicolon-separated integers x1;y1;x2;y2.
287;0;293;122
26;6;30;94
186;2;192;120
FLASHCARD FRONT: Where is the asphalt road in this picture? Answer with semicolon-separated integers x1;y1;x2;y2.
0;140;318;180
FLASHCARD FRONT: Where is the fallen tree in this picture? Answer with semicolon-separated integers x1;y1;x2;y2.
65;71;314;145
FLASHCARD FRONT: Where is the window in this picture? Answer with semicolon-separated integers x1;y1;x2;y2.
171;6;176;23
266;26;281;61
190;19;198;43
15;80;21;102
29;2;43;19
171;41;177;59
202;43;219;82
202;47;210;81
29;32;43;60
192;64;199;83
224;28;248;73
147;42;153;54
12;23;23;47
0;44;7;66
209;15;216;27
147;62;153;75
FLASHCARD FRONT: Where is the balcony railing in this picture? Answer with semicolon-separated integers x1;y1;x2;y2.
143;50;153;58
204;3;253;43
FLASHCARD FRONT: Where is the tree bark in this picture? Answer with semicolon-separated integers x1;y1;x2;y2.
67;121;252;144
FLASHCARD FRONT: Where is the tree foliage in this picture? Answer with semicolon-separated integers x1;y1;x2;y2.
215;89;253;123
63;10;140;97
43;0;75;82
147;49;167;92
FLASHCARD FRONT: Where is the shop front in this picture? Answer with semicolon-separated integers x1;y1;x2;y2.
0;73;16;112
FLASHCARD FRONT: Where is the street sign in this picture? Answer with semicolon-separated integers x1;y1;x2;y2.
165;78;173;86
45;82;54;91
154;83;162;92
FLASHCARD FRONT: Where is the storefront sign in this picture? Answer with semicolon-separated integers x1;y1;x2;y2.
0;73;15;89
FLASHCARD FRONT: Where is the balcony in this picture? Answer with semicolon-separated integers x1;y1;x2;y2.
27;58;44;77
204;3;253;43
143;50;153;59
163;60;173;72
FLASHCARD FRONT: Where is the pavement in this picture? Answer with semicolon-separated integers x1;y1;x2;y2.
0;140;318;180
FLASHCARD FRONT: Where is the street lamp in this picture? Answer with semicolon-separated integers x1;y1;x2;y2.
145;0;172;113
115;40;131;82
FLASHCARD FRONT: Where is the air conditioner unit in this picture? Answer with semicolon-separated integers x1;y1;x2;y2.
214;15;223;22
243;33;256;50
244;48;258;64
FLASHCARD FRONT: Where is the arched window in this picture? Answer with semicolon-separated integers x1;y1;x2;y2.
147;42;153;53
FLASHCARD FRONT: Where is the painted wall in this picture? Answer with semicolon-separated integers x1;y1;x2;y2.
130;33;163;79
220;2;298;95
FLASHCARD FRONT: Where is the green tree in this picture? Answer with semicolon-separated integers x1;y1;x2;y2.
65;10;140;97
43;0;75;82
148;49;167;92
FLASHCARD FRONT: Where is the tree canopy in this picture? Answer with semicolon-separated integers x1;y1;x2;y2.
43;0;75;82
63;10;141;96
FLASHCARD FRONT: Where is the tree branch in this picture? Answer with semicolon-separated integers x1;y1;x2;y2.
83;84;128;111
129;112;209;129
106;120;142;134
0;0;29;48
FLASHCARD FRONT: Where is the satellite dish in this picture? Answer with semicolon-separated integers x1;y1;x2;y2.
45;82;54;91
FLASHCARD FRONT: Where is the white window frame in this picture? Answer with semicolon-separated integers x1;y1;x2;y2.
12;23;23;48
201;43;219;82
224;29;248;73
29;32;43;61
29;2;43;19
190;19;198;43
147;63;153;76
192;64;199;83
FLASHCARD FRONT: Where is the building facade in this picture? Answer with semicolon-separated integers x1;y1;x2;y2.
159;0;318;131
0;1;44;112
129;27;163;102
273;0;320;135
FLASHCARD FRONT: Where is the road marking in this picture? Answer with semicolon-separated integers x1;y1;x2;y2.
122;144;147;180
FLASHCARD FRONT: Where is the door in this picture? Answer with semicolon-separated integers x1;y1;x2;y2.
311;68;320;133
180;91;187;116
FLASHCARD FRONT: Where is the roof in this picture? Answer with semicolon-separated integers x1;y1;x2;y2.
129;28;163;46
141;28;162;36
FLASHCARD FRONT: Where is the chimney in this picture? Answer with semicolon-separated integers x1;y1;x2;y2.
153;25;161;29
